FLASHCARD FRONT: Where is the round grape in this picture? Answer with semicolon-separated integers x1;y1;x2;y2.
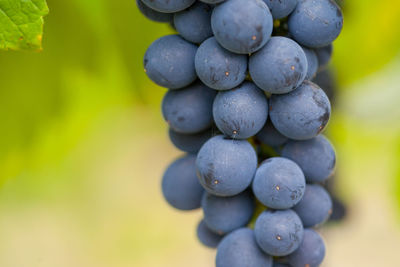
282;135;336;182
263;0;298;19
249;36;308;94
288;0;343;48
162;155;204;210
293;184;333;227
211;0;273;54
252;157;306;209
196;135;258;196
136;0;173;22
174;2;213;44
216;228;273;267
141;0;196;13
202;191;254;234
169;127;215;154
162;82;216;134
287;229;326;267
255;209;304;256
269;80;331;140
195;37;247;90
213;82;268;139
144;35;197;89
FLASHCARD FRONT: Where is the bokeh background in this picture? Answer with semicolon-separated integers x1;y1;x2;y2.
0;0;400;266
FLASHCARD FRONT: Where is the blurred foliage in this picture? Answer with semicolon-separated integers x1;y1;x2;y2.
0;0;49;50
0;0;173;185
334;0;400;85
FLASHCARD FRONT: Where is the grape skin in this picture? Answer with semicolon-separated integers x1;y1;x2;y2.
174;2;213;44
293;184;333;227
162;81;216;134
287;229;326;267
263;0;298;19
141;0;196;13
137;0;344;266
216;228;273;267
168;127;215;154
213;82;268;139
254;209;304;256
252;157;306;210
288;0;344;48
144;35;197;89
195;37;248;90
196;135;258;197
202;191;255;235
282;135;336;182
249;37;308;94
136;0;173;22
161;155;204;210
197;220;224;248
211;0;273;54
269;80;331;140
315;44;333;71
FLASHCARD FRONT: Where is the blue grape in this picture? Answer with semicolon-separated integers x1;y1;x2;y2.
255;209;304;256
174;2;213;44
211;0;273;54
162;154;204;210
213;82;268;139
196;135;258;196
141;0;196;13
302;46;318;80
293;184;332;227
216;228;273;267
200;0;225;3
273;263;290;267
195;37;247;90
169;127;215;154
252;157;305;209
249;36;308;94
269;80;331;140
288;0;343;48
287;229;326;267
315;44;333;71
202;191;254;234
281;135;336;182
162;82;216;134
197;219;224;248
264;0;298;19
256;119;288;147
144;35;197;89
136;0;173;22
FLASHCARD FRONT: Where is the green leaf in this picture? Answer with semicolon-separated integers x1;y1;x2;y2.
0;0;49;51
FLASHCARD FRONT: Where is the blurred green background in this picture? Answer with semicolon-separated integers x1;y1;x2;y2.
0;0;400;266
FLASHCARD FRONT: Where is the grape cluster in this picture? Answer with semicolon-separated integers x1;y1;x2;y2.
137;0;343;266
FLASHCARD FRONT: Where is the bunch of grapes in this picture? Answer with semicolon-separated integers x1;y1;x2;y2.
137;0;343;266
